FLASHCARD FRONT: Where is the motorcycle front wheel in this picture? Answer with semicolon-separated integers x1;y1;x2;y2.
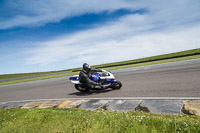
111;81;122;89
75;84;89;92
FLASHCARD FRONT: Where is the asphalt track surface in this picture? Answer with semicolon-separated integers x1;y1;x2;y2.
0;59;200;102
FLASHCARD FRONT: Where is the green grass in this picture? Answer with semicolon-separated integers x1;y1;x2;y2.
0;69;74;80
93;48;200;68
1;54;200;85
1;48;200;80
0;72;78;85
0;108;199;133
0;48;200;85
103;54;200;71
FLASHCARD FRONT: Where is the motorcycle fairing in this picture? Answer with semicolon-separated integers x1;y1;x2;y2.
69;75;80;84
91;73;100;82
69;71;116;84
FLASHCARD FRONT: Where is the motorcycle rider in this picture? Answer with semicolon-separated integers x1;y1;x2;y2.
79;63;103;89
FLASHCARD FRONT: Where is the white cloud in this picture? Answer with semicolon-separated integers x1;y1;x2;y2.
2;0;200;29
2;0;200;71
0;0;134;29
26;13;200;68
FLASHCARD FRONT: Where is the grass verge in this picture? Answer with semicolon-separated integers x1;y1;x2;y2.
93;48;200;68
0;70;74;80
0;108;199;133
103;54;200;71
1;48;200;80
0;72;78;85
1;54;200;85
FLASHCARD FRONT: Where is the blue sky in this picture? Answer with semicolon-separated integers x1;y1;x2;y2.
0;0;200;74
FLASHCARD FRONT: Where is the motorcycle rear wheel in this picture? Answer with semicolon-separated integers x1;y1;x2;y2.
111;81;122;89
75;84;89;92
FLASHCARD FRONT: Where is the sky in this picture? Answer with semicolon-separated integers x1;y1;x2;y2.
0;0;200;74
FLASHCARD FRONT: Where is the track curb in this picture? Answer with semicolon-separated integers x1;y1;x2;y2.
0;99;199;116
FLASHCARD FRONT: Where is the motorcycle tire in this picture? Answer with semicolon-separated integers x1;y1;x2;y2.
75;84;89;92
111;81;122;89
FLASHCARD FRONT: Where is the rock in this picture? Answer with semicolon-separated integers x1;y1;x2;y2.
79;100;110;110
107;100;140;111
182;100;200;116
138;100;183;115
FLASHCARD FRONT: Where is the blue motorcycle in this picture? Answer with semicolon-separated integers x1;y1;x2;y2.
69;70;122;92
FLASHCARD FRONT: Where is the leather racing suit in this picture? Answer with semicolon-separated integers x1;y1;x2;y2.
79;68;102;89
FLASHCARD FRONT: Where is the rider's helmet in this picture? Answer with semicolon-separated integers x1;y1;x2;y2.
82;63;91;73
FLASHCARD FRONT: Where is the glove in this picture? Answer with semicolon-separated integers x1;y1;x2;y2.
102;69;106;72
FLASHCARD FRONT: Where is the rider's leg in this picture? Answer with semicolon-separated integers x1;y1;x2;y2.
88;80;102;89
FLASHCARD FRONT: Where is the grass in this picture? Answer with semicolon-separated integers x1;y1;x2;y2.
1;54;200;85
1;48;200;80
0;69;74;80
0;48;200;85
0;108;199;133
103;54;200;71
0;72;78;85
93;48;200;68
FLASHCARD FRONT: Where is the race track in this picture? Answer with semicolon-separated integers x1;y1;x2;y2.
0;59;200;102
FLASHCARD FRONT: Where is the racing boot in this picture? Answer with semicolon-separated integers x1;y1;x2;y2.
93;83;103;90
101;83;111;89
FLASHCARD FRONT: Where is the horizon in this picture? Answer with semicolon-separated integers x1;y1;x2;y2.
0;48;199;75
1;0;200;74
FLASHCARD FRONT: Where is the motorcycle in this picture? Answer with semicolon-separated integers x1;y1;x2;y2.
69;70;122;92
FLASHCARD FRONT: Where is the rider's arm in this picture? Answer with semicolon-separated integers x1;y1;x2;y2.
90;68;103;73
